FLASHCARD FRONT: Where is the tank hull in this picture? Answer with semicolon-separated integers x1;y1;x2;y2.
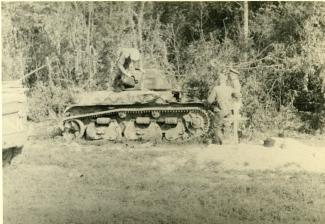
62;90;212;142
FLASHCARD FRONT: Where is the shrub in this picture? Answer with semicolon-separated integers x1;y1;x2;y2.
27;84;78;122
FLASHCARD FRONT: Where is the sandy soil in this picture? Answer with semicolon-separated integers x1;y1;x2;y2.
197;140;325;173
3;134;325;224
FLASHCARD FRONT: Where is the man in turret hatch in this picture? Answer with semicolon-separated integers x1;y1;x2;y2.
113;48;143;92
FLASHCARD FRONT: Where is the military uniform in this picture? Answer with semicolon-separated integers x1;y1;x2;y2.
208;74;234;144
113;48;141;92
229;68;242;110
208;68;242;144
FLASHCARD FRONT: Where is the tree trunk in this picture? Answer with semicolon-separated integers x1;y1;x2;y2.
243;1;249;61
128;4;137;48
46;57;54;88
137;2;145;70
87;2;93;86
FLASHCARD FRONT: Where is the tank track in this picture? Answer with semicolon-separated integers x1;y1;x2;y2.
62;106;211;142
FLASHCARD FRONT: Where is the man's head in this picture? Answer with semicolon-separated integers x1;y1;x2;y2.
229;68;239;79
218;73;227;85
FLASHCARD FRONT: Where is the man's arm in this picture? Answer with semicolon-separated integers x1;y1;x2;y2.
207;87;217;104
117;52;131;77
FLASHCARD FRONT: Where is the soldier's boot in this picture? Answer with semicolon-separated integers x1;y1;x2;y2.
212;136;223;145
212;129;223;145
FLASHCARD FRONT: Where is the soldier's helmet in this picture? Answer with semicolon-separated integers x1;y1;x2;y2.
218;73;227;85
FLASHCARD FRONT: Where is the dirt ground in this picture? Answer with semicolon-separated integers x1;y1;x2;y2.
3;125;325;224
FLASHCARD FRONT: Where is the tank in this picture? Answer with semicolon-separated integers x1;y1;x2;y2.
61;69;213;142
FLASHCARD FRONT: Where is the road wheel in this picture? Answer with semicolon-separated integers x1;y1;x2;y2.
63;119;85;139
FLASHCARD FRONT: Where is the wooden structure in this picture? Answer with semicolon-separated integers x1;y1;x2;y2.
2;80;27;165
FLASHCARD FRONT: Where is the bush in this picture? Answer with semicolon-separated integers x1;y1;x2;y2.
180;38;240;99
27;84;78;122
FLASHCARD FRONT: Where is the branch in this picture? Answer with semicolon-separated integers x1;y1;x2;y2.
131;9;138;19
223;17;228;39
20;65;47;80
236;64;284;70
234;1;243;8
255;44;274;59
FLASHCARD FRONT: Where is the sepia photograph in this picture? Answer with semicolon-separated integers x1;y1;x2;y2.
2;1;325;223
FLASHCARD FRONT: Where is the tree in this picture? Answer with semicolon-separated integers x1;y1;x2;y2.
243;1;249;61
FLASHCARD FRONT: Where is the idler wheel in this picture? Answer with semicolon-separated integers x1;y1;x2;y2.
63;119;85;139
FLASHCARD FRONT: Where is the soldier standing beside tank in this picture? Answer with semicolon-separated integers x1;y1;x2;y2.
113;48;142;92
208;68;242;144
207;72;234;144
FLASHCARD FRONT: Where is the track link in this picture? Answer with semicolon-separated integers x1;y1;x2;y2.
63;106;212;142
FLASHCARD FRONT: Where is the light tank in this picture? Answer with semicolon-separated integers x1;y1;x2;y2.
61;69;213;142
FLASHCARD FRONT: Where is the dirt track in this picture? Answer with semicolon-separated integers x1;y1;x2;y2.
3;136;325;224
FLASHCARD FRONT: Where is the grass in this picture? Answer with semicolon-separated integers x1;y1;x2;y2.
3;138;325;224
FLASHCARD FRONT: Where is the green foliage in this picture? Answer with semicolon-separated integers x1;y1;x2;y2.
181;38;240;99
27;84;77;122
2;1;324;134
